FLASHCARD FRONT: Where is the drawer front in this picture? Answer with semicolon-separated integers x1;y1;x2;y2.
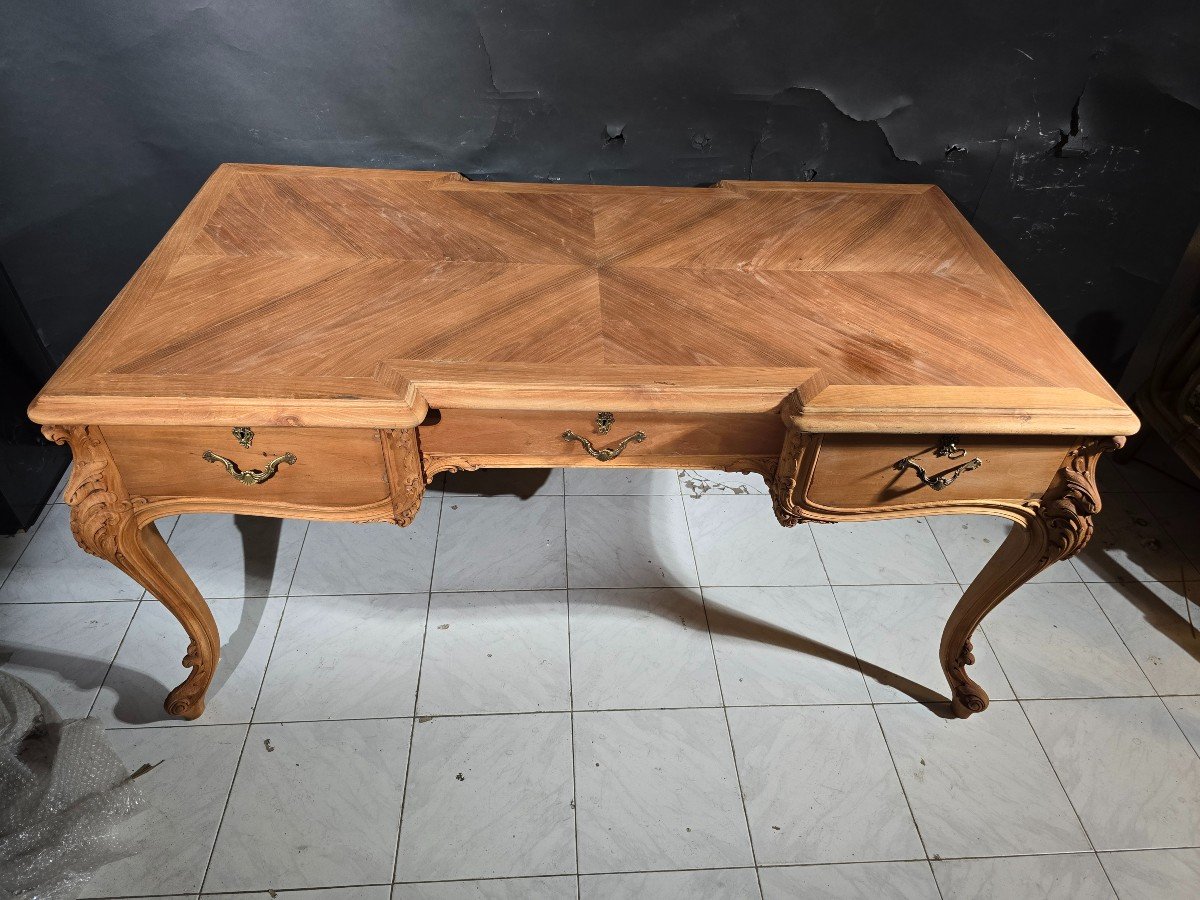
418;409;784;467
806;434;1076;509
102;425;391;505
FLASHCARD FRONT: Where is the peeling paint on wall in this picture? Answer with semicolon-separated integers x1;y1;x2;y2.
1;0;1198;379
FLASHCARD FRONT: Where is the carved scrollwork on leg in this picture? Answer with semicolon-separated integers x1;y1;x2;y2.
944;638;988;716
940;435;1124;717
44;425;144;563
1037;436;1122;564
42;424;220;720
771;430;819;527
165;640;208;717
382;428;425;526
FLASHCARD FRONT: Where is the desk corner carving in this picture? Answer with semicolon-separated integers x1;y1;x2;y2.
43;424;146;562
771;431;820;526
1037;435;1124;565
382;428;425;526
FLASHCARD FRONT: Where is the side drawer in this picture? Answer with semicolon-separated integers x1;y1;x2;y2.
806;434;1076;509
102;425;391;505
417;409;785;467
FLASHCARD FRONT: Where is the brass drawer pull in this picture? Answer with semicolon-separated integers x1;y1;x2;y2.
894;454;982;491
563;429;646;462
202;450;296;485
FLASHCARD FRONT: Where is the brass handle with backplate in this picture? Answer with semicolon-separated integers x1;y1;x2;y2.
893;455;982;491
563;430;646;462
202;450;297;485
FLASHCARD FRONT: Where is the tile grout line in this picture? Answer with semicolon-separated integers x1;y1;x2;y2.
562;480;582;899
390;480;447;886
1160;696;1200;762
1077;578;1200;761
931;522;1120;897
678;492;764;900
1075;574;1161;693
196;517;310;895
1104;487;1200;762
812;529;943;899
99;693;1200;732
984;618;1117;893
0;505;51;595
928;516;1116;894
86;598;142;720
1012;693;1119;896
921;515;965;595
94;846;1200;899
99;848;1200;899
2;578;986;606
700;589;767;900
1076;477;1200;763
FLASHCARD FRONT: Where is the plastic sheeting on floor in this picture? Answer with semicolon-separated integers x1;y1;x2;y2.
0;672;144;899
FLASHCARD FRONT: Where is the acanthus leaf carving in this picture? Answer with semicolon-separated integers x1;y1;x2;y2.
421;456;483;481
1034;436;1123;566
43;424;145;565
382;427;425;526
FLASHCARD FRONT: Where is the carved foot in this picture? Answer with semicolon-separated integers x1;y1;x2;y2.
945;640;989;718
164;641;213;719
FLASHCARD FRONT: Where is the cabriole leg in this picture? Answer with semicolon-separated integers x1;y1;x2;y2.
118;519;220;719
939;437;1121;718
45;424;220;719
940;514;1049;717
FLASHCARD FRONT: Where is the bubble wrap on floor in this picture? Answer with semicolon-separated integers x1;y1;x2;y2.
0;672;144;900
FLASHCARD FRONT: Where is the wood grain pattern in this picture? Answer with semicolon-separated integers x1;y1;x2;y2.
28;164;1137;436
28;165;1138;722
418;409;783;469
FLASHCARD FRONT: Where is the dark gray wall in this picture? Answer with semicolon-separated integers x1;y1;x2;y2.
2;1;1199;527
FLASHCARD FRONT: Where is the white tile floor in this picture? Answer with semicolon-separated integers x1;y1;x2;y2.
3;452;1200;899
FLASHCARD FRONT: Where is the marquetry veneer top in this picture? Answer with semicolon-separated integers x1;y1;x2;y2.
32;163;1136;434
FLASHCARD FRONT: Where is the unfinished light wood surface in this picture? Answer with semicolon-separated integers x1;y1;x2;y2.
29;163;1138;721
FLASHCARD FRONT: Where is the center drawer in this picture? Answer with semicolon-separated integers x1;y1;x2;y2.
417;409;785;467
101;425;391;505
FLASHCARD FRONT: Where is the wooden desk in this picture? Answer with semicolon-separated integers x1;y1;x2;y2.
28;164;1138;720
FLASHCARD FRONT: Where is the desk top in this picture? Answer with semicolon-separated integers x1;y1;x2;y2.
31;163;1136;435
